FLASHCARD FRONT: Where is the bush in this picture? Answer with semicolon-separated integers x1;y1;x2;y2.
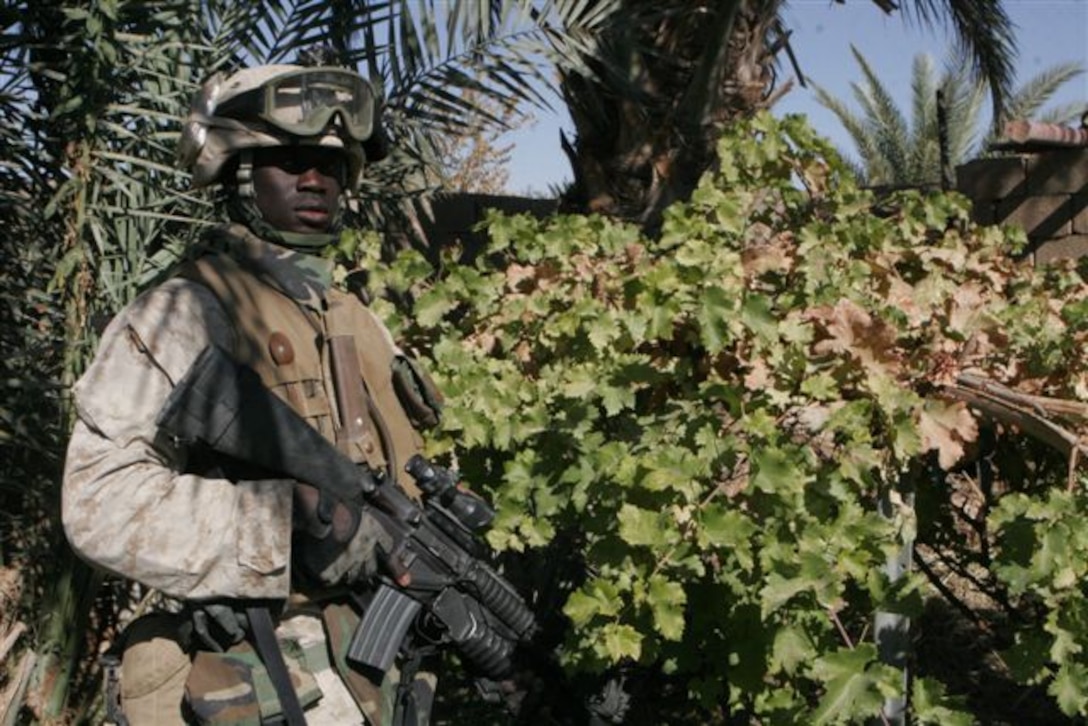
357;113;1088;723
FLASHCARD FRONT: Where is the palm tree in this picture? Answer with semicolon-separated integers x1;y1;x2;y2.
551;0;1019;230
812;45;1084;187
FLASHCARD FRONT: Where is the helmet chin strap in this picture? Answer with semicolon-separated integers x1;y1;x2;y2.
227;149;340;251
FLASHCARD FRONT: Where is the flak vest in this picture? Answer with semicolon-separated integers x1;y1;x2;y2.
176;252;442;724
179;252;433;497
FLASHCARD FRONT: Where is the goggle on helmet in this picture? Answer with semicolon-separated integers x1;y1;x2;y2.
218;67;376;140
178;65;386;190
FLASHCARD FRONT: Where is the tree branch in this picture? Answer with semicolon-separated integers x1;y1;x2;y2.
944;372;1088;490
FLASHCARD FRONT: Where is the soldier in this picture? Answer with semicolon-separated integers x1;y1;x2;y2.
62;59;445;725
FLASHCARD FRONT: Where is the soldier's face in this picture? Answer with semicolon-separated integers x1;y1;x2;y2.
251;146;346;234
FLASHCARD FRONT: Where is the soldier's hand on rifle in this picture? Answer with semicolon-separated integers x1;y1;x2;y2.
292;482;392;586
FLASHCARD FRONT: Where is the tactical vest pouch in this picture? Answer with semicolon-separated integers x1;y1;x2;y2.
184;639;322;725
391;355;443;430
322;601;395;725
322;600;437;726
117;613;191;725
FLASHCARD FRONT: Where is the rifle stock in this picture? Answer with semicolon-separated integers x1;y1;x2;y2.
156;344;374;505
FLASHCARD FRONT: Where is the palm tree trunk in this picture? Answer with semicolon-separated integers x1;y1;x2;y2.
558;0;784;233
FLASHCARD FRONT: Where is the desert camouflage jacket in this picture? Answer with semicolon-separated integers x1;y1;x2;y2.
61;225;412;601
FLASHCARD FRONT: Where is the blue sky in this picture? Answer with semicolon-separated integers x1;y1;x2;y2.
503;0;1088;195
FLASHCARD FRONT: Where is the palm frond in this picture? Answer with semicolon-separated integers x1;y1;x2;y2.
1035;102;1088;127
816;40;1078;187
847;45;910;184
909;52;938;140
906;52;940;182
940;63;985;165
892;0;1016;118
1002;61;1085;123
813;81;885;185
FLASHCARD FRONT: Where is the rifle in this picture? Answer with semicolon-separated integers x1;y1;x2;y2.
155;344;537;681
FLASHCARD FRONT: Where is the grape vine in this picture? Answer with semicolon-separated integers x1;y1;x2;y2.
351;113;1088;722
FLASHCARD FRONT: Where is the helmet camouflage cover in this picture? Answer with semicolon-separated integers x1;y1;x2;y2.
178;64;386;191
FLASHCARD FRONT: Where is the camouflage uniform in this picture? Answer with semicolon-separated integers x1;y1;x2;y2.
63;215;436;724
63;59;444;725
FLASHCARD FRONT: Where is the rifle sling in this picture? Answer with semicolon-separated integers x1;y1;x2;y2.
328;334;399;486
246;606;308;726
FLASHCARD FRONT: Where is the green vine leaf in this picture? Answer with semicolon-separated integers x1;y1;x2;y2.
368;111;1088;721
810;644;893;724
646;574;687;641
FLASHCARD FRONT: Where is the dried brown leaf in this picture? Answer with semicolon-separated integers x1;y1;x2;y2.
505;263;536;292
742;230;795;279
808;299;901;374
918;399;979;469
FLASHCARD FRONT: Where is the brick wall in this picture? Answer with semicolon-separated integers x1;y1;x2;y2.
956;149;1088;264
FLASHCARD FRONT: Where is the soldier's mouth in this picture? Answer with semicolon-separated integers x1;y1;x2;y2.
294;210;329;231
295;201;329;218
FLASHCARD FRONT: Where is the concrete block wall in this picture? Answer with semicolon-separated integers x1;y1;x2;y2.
419;155;1088;267
414;193;559;262
956;148;1088;264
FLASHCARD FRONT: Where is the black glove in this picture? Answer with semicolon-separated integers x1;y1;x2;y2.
181;601;249;652
293;482;392;585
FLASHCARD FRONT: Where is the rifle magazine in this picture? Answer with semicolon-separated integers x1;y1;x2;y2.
346;584;422;674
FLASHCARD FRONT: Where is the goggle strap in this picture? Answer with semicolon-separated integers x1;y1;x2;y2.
236;150;255;199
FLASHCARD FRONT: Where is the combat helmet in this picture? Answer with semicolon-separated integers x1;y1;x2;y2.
178;63;387;193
